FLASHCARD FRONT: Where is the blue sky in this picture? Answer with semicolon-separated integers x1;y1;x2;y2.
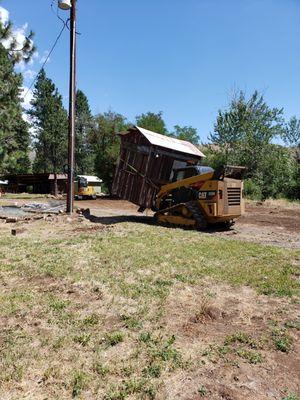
1;0;300;142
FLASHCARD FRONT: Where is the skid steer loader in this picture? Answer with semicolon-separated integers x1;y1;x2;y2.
154;165;246;230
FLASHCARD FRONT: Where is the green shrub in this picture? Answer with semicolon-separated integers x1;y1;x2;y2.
244;179;262;200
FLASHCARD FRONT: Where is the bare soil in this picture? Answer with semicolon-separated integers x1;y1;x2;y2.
78;198;300;249
164;281;300;400
0;197;300;248
0;196;299;399
216;203;300;248
1;197;299;248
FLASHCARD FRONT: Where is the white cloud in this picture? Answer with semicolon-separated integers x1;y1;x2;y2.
20;86;34;110
23;69;36;80
33;51;39;61
0;13;36;67
15;61;27;72
14;23;29;44
0;6;9;25
22;112;36;137
1;22;27;51
0;6;46;100
39;50;50;65
22;112;30;123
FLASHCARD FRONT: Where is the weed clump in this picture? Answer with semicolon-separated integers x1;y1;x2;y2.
282;395;299;400
198;385;207;396
83;313;100;326
272;329;293;352
236;348;262;364
93;362;109;376
104;379;156;400
225;331;260;349
121;314;142;330
73;333;91;346
71;371;87;398
105;331;124;346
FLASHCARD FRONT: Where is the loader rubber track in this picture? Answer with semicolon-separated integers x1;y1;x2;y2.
184;201;208;230
154;201;208;230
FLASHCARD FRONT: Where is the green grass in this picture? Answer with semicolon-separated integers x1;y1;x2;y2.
1;224;298;297
236;348;263;364
0;221;299;398
272;329;293;353
105;331;124;347
72;371;87;398
282;395;300;400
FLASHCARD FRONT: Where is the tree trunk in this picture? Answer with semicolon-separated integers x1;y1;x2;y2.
54;172;58;197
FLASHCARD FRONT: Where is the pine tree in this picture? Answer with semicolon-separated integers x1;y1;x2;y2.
29;69;68;195
0;6;35;64
0;43;30;173
0;6;35;174
75;89;94;174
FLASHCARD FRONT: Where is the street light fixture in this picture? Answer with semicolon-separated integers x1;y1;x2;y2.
58;0;76;214
58;0;71;11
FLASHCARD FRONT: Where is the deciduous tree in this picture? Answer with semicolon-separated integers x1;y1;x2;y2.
208;91;297;199
89;111;129;192
172;125;199;144
135;111;168;135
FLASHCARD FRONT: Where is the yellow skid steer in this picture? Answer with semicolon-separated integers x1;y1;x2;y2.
154;165;246;230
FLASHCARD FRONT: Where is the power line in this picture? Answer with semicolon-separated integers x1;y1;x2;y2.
23;16;69;99
51;0;66;26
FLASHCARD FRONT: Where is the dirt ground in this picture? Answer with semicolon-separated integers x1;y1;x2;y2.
164;281;300;400
0;196;299;399
1;197;300;248
79;198;300;249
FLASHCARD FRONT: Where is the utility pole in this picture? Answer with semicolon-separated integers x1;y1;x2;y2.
58;0;76;214
66;0;76;214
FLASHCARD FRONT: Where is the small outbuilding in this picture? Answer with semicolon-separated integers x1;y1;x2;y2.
0;173;67;194
112;126;205;209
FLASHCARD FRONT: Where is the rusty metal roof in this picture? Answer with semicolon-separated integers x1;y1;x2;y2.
124;126;205;158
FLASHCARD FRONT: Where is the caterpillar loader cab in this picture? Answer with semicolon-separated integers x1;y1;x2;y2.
154;165;246;230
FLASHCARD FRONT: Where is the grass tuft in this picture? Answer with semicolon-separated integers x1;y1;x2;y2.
71;371;87;398
272;329;293;352
236;348;262;364
105;331;124;347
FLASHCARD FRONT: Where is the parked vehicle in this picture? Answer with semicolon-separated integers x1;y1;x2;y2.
74;175;102;200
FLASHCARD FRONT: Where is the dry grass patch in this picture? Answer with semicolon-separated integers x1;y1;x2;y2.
0;219;299;399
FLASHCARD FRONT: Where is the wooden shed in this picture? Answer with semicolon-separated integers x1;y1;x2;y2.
112;126;205;209
0;173;67;194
